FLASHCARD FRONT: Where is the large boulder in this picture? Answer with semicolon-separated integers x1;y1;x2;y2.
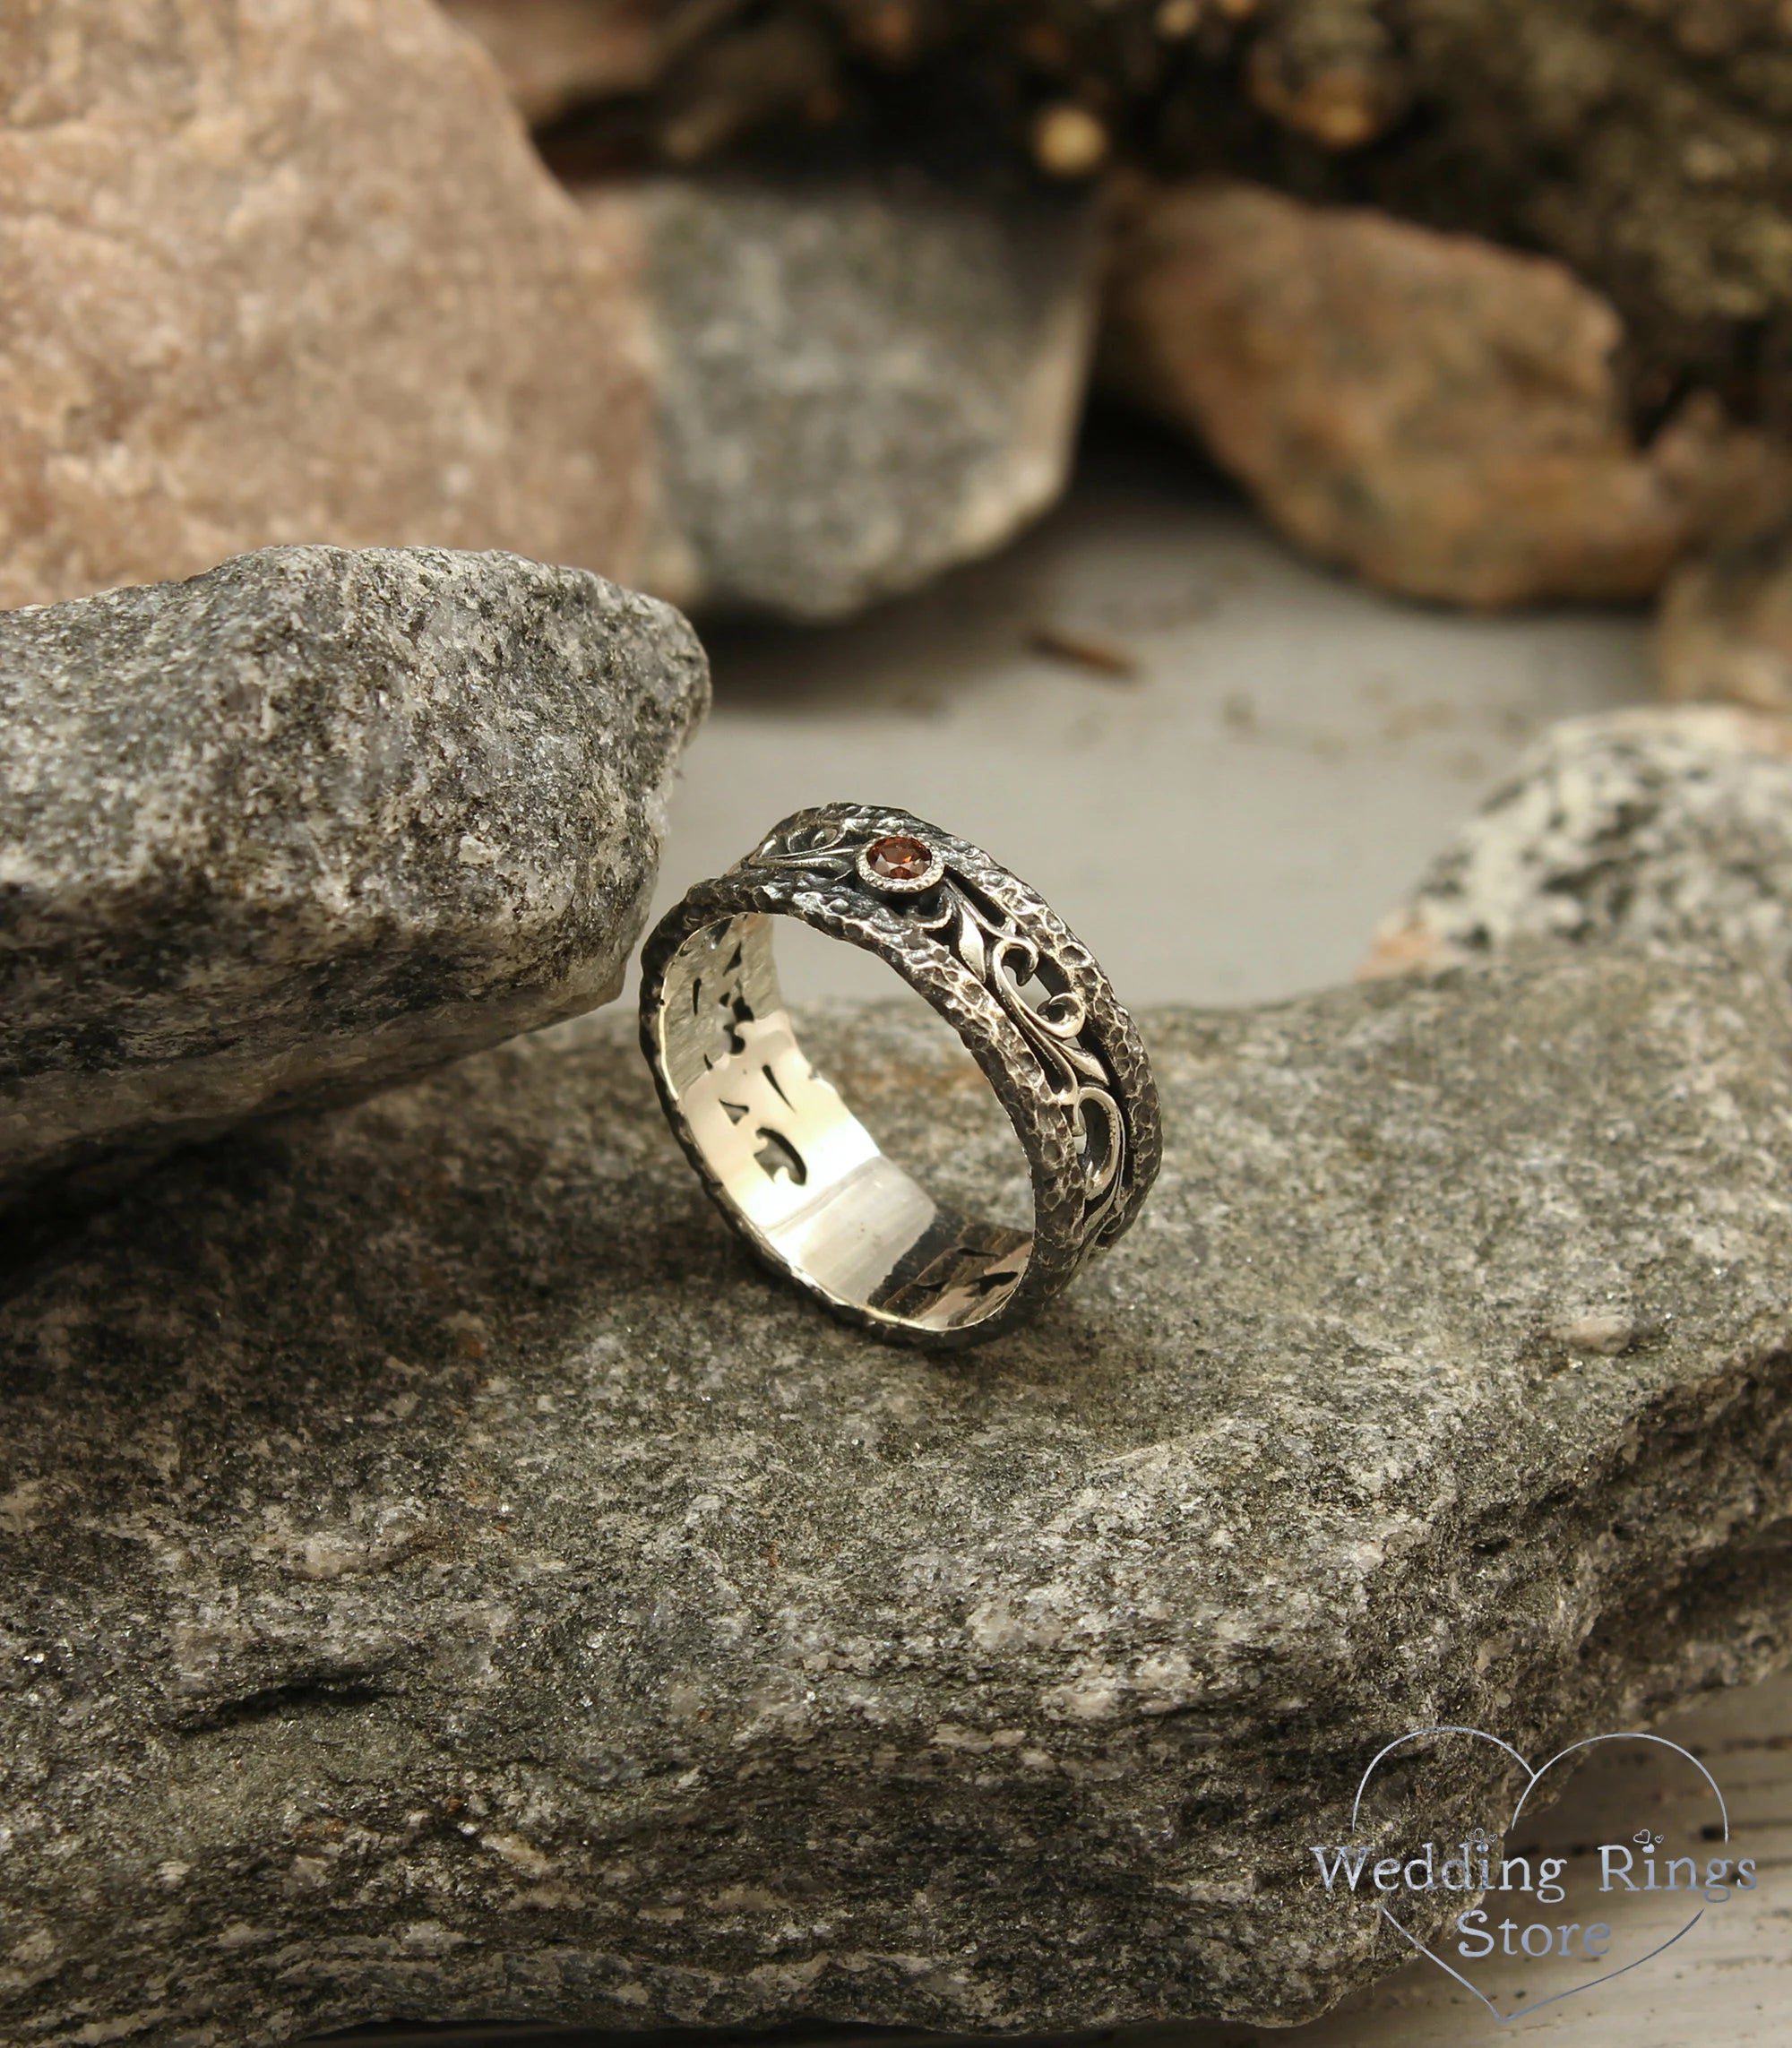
0;0;650;611
0;545;707;1213
4;950;1791;2041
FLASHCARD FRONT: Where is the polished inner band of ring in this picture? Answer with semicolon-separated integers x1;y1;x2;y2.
652;910;1036;1337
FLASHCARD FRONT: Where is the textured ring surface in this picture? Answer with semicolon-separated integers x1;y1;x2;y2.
638;804;1161;1347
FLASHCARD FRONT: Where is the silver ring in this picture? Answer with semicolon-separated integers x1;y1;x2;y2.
638;804;1161;1347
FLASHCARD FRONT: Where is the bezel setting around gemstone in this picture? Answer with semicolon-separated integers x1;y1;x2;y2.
857;831;945;895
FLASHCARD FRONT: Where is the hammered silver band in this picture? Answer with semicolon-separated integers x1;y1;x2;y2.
638;805;1160;1347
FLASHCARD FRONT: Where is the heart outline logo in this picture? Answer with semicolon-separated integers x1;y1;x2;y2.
1348;1725;1731;2026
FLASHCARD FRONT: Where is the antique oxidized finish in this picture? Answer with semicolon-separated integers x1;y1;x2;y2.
639;804;1160;1347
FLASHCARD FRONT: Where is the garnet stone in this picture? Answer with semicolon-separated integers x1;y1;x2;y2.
865;833;933;882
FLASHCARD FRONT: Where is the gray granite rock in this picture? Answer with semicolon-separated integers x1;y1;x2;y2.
0;545;708;1213
1363;703;1792;979
5;949;1792;2044
616;172;1098;620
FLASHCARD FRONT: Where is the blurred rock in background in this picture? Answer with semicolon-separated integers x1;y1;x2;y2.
1364;702;1792;979
8;0;1792;634
441;0;1792;631
1099;178;1789;607
625;170;1098;618
489;0;1792;425
0;0;650;611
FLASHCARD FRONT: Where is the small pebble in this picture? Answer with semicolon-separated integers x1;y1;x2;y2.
1552;1312;1636;1355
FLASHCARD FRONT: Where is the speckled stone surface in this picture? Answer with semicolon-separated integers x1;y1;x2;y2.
617;171;1098;619
4;948;1792;2043
0;544;708;1212
1364;704;1792;978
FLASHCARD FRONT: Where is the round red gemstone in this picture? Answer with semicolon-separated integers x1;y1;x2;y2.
865;833;933;882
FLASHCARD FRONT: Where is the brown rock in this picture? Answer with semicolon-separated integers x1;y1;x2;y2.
436;0;665;124
1658;521;1792;710
0;0;650;613
1101;179;1783;607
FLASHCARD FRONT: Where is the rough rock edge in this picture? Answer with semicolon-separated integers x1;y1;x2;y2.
0;544;710;1211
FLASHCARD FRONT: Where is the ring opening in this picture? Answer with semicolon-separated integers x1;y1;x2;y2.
654;912;1034;1335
